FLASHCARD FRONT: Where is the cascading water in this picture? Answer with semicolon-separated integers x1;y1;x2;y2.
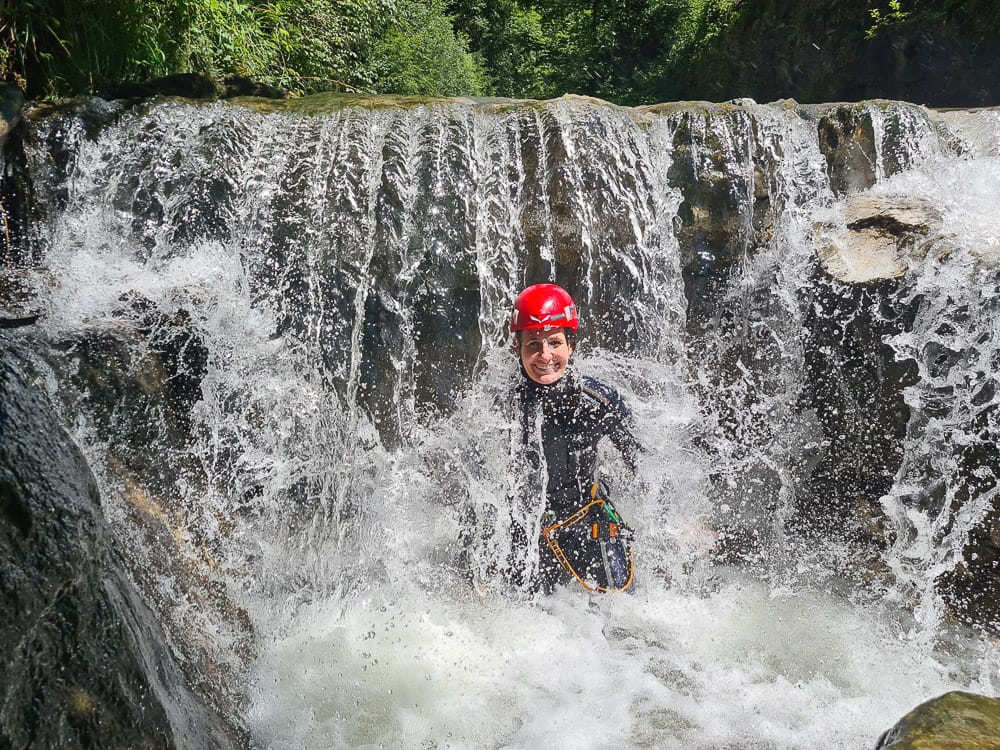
9;94;1000;748
875;157;1000;636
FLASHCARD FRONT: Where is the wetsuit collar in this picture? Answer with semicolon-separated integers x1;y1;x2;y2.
518;364;577;399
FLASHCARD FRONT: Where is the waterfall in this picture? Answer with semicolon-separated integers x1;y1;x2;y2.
9;93;1000;748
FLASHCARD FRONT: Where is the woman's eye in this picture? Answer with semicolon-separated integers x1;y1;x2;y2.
524;338;564;353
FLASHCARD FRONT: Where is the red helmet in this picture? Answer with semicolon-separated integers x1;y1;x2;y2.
510;283;579;332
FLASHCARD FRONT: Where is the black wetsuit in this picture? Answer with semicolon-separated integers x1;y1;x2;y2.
512;367;641;588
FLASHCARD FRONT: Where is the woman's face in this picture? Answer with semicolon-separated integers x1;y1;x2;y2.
516;328;574;385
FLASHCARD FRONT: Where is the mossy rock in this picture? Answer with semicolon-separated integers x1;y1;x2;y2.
0;83;24;144
876;691;1000;749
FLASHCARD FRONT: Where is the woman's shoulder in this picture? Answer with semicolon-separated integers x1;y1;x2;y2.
578;374;631;416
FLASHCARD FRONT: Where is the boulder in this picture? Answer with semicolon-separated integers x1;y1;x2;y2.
108;73;224;100
815;195;943;283
221;75;289;100
0;341;245;749
876;691;1000;749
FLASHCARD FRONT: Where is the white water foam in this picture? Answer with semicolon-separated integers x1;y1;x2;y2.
247;576;969;750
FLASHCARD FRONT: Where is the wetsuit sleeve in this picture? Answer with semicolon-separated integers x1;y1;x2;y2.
581;377;643;474
607;401;641;475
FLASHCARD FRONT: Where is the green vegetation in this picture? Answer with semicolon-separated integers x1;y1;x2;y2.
369;0;485;96
0;0;484;99
866;0;910;38
448;0;741;104
1;0;998;106
2;0;276;97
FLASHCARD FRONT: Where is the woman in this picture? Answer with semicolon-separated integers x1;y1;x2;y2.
508;283;641;592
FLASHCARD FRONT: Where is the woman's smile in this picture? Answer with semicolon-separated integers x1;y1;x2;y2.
518;329;573;385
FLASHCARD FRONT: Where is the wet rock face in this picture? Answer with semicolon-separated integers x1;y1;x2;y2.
0;341;247;750
804;193;1000;631
807;102;936;199
0;342;174;749
0;84;23;144
875;691;1000;749
36;297;258;707
937;496;1000;634
814;104;879;197
815;195;942;283
660;104;786;337
797;195;938;540
794;274;917;549
928;392;1000;635
0;84;32;269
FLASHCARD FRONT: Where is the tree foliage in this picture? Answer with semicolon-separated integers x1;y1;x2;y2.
0;0;483;98
447;0;742;104
0;0;277;96
1;0;998;105
368;0;485;96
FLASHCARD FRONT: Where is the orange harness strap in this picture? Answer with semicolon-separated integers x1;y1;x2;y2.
540;497;634;594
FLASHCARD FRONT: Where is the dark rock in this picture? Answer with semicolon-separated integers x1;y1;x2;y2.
793;272;917;550
0;313;40;328
104;74;288;102
875;691;1000;749
0;85;32;268
660;102;781;337
805;189;1000;626
934;433;1000;635
812;103;879;197
0;83;24;146
221;75;289;100
805;102;932;198
0;341;246;749
108;73;224;100
9;97;126;272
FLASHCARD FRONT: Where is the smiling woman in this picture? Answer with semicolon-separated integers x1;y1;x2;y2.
503;283;641;593
510;283;579;385
517;329;573;384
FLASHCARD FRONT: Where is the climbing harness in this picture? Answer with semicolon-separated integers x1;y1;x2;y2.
541;482;635;593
